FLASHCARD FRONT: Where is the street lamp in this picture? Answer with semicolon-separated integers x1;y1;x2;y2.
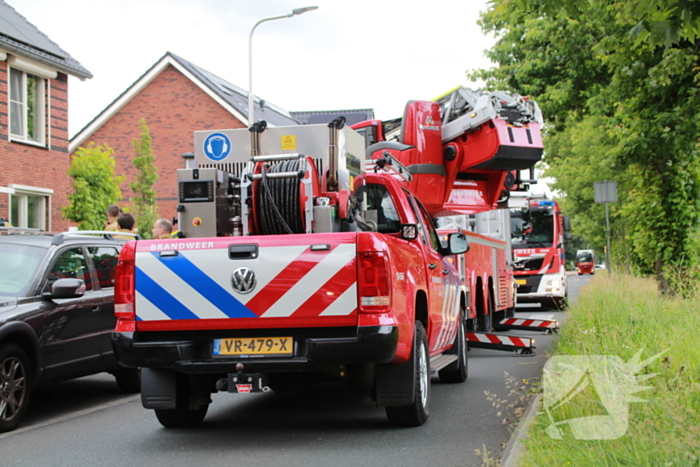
248;6;319;126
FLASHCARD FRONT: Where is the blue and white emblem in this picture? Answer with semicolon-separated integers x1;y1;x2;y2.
203;132;231;161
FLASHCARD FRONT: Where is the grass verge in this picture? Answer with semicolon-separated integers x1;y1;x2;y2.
519;273;700;466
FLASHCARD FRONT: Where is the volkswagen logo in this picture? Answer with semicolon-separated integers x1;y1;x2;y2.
231;267;256;294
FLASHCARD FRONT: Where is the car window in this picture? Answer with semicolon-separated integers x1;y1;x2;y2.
413;196;441;251
45;247;92;292
361;183;402;234
402;189;429;245
0;244;46;296
88;246;120;289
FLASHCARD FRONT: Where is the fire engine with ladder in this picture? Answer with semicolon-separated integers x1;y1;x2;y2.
112;86;557;429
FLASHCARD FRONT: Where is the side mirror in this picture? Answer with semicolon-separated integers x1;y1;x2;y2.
401;224;418;240
43;278;86;300
564;232;573;240
563;215;571;232
443;232;469;255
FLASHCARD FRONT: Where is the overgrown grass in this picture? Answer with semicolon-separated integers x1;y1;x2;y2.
519;273;700;466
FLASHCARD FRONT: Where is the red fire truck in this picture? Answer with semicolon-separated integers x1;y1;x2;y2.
576;250;595;275
112;87;543;428
510;196;572;310
437;210;516;333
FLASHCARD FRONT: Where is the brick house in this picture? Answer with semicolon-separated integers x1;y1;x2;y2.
69;52;301;223
0;0;92;231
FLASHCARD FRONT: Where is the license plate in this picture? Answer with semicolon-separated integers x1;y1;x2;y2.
515;279;527;285
213;337;293;356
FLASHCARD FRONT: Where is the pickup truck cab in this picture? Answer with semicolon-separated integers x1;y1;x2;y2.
113;173;469;427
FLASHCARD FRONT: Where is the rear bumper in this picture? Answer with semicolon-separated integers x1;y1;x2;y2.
112;325;399;373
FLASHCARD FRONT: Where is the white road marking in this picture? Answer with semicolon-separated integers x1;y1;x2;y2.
0;394;140;440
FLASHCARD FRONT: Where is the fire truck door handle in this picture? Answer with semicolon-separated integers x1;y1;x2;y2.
428;263;437;269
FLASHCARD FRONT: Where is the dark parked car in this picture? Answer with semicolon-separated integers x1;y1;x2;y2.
0;229;140;432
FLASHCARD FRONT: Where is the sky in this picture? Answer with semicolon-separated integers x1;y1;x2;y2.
7;0;498;137
8;0;553;196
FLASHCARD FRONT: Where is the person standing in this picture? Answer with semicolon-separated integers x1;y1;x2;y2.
105;204;120;232
114;213;136;240
151;218;173;240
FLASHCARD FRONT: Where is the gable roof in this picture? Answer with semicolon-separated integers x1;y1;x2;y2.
69;52;299;152
0;0;91;79
291;109;375;126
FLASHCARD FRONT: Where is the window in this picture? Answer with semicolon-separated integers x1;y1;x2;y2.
0;243;46;296
10;185;52;230
362;183;401;234
9;68;45;144
44;247;92;292
88;246;120;289
183;152;195;169
410;194;441;251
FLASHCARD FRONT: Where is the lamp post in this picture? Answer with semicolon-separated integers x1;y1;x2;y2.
248;6;318;126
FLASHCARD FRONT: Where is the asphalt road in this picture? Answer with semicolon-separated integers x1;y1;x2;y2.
1;284;594;467
567;271;594;305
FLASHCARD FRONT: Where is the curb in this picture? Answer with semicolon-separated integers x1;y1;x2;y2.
499;393;542;467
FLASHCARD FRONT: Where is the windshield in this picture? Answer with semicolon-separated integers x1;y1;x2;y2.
577;253;593;262
511;203;555;248
0;243;46;296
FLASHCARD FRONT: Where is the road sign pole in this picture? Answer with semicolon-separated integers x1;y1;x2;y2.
594;180;617;276
605;202;611;276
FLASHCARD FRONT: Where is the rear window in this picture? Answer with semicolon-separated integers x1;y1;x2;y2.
360;183;402;234
88;246;120;289
0;243;47;296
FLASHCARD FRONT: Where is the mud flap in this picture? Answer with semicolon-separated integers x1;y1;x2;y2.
375;343;416;407
141;368;178;409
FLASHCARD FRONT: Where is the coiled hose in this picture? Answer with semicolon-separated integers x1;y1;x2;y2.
258;159;305;235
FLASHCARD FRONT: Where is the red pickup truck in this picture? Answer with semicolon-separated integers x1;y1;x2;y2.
113;172;469;428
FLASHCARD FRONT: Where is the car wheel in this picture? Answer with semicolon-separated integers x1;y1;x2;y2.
0;344;32;433
155;404;209;428
438;316;468;383
114;368;141;393
385;322;430;427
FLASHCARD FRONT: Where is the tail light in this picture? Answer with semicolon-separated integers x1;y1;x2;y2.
358;251;391;313
114;241;136;322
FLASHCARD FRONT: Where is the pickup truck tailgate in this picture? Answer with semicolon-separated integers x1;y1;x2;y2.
133;234;358;330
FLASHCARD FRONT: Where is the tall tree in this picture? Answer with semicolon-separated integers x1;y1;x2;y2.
474;0;700;292
130;119;159;239
510;0;700;46
63;143;123;230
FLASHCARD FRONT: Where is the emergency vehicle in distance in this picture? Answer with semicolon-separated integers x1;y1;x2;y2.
510;196;571;310
575;249;595;275
112;87;544;428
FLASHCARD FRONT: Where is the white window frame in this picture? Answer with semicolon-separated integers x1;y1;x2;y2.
183;152;195;169
9;184;53;231
7;55;56;147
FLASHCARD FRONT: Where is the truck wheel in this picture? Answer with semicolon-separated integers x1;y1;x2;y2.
554;297;568;311
492;309;507;331
477;294;494;332
0;344;32;433
154;404;209;428
114;368;141;394
438;317;468;383
385;322;430;427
